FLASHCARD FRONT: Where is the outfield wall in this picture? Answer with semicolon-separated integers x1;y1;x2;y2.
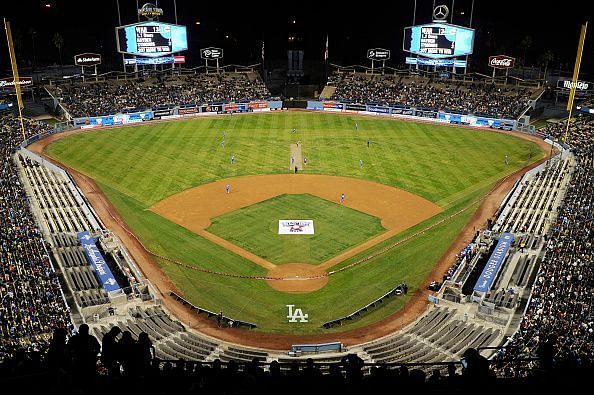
307;100;517;131
22;99;528;150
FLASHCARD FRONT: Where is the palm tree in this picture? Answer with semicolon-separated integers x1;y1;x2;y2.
519;35;532;67
52;32;64;65
538;50;555;83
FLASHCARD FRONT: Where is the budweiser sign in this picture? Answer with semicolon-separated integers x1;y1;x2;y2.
0;77;33;89
489;55;516;69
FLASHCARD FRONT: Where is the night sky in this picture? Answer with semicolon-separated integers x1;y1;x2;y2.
0;0;592;77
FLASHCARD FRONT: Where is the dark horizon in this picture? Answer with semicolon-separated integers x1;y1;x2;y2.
0;0;592;78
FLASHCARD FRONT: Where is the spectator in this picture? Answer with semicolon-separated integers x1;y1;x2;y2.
101;326;121;376
66;324;100;378
48;72;274;118
328;71;533;119
0;114;72;360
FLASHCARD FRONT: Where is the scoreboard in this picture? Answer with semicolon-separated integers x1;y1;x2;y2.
116;22;188;58
403;23;474;59
419;25;456;56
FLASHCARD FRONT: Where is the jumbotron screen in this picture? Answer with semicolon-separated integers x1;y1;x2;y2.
116;22;188;57
403;23;474;58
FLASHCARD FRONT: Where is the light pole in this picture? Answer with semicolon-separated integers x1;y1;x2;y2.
31;30;37;71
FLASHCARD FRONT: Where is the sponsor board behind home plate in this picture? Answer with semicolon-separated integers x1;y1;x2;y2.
278;220;315;235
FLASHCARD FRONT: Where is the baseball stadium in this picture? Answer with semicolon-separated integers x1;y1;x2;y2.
0;1;593;393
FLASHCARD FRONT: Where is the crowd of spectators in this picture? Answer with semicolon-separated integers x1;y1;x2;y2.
0;114;72;359
496;114;594;375
328;72;533;119
1;327;505;395
49;72;273;118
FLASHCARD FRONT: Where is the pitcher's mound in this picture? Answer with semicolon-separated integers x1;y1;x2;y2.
267;263;328;293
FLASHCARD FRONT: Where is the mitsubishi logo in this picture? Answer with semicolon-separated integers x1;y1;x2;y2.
433;5;449;20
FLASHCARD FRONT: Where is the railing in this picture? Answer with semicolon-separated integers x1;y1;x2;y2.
43;64;263;86
322;283;408;328
328;64;544;90
169;291;256;329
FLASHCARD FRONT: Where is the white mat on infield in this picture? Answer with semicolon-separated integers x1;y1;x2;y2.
278;220;315;235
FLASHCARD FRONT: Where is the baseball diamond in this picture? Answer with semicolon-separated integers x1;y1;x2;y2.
38;111;546;334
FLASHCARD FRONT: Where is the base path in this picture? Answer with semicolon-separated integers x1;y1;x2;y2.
289;143;303;171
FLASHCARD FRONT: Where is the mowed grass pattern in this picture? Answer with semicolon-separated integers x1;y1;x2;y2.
47;112;541;208
46;112;545;333
207;194;385;265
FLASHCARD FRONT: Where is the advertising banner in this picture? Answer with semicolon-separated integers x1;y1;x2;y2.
367;48;391;60
366;105;391;114
179;106;198;115
306;101;324;110
224;102;249;113
489;55;516;69
153;108;174;118
345;103;366;112
323;101;343;110
200;104;223;113
200;47;224;59
124;56;174;65
249;100;269;109
77;231;121;293
0;77;33;90
74;53;102;67
405;57;467;67
473;233;514;294
268;101;283;110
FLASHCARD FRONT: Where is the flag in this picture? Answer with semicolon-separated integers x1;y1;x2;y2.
324;35;329;61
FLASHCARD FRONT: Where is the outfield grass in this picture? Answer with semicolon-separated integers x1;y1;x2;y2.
46;112;545;334
207;194;385;265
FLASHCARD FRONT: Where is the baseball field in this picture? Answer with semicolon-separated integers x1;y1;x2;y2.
44;111;544;334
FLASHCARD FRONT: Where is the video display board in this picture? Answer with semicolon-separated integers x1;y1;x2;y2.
116;22;187;57
403;23;474;58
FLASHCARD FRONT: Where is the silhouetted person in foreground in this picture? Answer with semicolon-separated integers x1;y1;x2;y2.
101;326;121;376
135;331;155;375
67;324;100;379
461;348;493;384
46;327;69;374
117;331;135;376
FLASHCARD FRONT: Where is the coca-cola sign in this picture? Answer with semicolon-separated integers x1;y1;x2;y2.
74;53;102;67
489;55;516;69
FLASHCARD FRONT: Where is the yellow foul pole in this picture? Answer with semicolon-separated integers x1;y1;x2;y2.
564;22;588;146
4;19;26;141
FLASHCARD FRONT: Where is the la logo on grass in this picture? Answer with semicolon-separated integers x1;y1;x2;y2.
286;304;309;322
